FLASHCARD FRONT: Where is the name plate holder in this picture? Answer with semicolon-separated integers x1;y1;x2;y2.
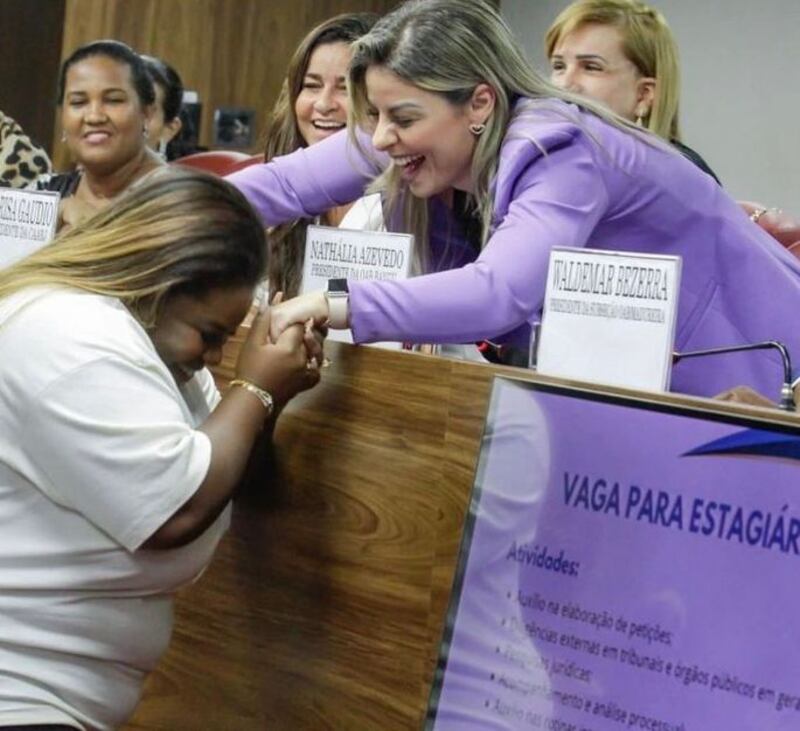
302;224;413;349
0;188;60;267
536;247;681;391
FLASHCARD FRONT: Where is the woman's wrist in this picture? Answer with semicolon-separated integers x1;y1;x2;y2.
228;378;275;417
324;279;349;329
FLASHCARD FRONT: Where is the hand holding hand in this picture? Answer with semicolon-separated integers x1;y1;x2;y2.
269;291;329;344
235;305;320;408
270;291;327;369
303;319;327;369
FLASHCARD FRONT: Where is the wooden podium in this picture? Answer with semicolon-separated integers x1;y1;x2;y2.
124;339;797;730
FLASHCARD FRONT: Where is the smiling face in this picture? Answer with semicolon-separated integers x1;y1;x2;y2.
149;285;254;384
61;54;152;173
365;66;486;198
549;23;653;122
294;41;351;146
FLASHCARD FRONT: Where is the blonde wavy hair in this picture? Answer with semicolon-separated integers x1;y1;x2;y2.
544;0;681;142
0;167;266;326
347;0;641;265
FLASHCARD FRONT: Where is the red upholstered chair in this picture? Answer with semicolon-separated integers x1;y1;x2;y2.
173;150;253;177
228;154;264;173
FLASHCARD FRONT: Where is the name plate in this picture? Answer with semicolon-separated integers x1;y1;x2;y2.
0;188;59;267
536;248;681;391
427;377;800;731
302;224;413;349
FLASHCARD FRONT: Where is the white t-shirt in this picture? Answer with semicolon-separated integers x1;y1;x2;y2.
0;287;229;730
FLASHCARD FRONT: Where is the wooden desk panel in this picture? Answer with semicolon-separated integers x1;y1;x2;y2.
125;341;524;730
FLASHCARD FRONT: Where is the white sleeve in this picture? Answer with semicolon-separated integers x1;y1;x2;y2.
22;355;212;551
195;367;222;410
339;193;385;232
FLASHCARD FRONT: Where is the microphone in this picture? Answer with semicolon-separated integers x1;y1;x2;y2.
672;340;795;411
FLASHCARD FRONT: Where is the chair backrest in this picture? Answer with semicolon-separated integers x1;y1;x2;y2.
227;154;264;173
173;150;253;176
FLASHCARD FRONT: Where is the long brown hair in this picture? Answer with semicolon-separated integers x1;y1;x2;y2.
263;12;377;297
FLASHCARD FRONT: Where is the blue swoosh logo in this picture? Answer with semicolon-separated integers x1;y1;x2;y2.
684;429;800;461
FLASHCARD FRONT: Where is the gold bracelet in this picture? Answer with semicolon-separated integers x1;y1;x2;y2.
229;378;274;417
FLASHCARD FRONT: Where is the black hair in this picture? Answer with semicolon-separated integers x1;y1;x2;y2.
57;39;156;108
141;55;184;123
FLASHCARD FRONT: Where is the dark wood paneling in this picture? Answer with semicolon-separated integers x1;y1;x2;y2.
53;0;399;170
0;0;66;155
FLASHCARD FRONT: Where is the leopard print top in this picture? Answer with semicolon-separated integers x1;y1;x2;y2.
0;110;52;188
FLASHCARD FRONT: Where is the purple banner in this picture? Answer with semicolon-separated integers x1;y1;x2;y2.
426;377;800;731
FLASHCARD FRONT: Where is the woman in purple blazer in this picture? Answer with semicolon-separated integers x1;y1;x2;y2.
229;0;800;402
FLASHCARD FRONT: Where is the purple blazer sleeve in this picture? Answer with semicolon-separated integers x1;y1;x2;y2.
349;132;608;344
226;129;386;225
